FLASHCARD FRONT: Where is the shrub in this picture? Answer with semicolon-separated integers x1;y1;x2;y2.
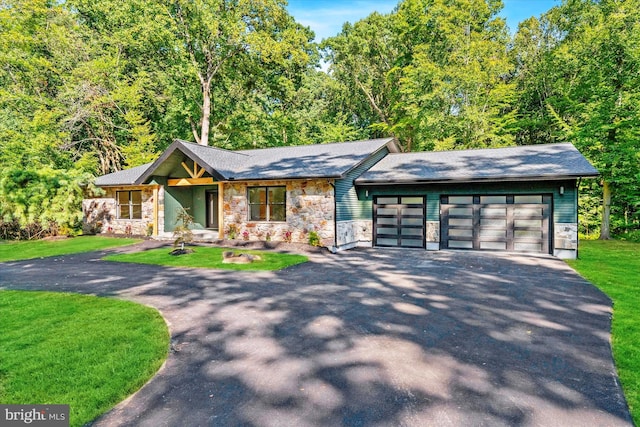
227;224;238;239
172;208;194;249
308;231;321;247
0;167;91;239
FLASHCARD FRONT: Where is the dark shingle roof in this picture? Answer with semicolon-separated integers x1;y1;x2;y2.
230;138;397;180
356;143;599;184
126;137;396;184
93;138;396;185
94;163;153;186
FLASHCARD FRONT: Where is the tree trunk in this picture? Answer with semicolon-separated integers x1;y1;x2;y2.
599;179;611;240
200;79;211;145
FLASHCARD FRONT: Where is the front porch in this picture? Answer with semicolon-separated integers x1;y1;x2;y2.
155;228;220;242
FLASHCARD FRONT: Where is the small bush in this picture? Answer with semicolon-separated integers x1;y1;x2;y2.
615;230;640;243
172;208;194;249
227;224;238;239
308;231;321;247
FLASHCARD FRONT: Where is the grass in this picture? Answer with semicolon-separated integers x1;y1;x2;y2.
0;236;140;262
104;246;308;271
567;240;640;424
0;290;169;427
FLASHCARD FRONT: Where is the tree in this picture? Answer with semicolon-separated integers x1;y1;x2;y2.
164;0;316;146
322;12;397;143
528;0;640;239
323;0;516;152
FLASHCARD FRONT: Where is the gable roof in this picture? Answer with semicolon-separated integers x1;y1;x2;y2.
94;162;153;186
229;138;397;180
93;137;398;186
356;143;599;184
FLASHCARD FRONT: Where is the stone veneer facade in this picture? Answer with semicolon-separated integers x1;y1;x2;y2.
223;179;335;246
83;185;163;236
553;222;578;258
336;220;373;249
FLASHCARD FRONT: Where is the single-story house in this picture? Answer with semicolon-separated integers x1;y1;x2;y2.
83;137;598;259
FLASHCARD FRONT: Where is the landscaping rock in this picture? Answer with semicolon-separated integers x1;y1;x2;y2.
222;251;261;264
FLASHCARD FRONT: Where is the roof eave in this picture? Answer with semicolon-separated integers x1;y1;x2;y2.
224;173;342;182
356;173;600;186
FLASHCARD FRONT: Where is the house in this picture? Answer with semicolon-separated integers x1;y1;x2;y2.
83;138;599;259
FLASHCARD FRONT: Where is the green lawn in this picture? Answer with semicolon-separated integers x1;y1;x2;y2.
104;246;308;271
0;236;140;262
0;290;169;427
567;240;640;424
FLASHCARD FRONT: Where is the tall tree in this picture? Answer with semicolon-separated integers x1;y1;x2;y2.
324;0;515;152
527;0;640;239
164;0;316;146
322;12;397;142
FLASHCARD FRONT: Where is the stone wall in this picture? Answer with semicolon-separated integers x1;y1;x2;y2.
223;179;335;246
83;185;160;236
336;220;373;249
554;222;578;259
426;221;440;250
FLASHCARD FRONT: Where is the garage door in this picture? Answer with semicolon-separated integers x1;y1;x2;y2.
374;196;425;248
440;195;551;253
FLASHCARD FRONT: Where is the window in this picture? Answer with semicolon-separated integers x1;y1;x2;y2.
117;190;142;219
248;186;286;221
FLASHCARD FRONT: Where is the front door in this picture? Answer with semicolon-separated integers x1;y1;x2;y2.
206;190;219;230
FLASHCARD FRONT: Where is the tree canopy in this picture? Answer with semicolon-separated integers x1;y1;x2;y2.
0;0;638;239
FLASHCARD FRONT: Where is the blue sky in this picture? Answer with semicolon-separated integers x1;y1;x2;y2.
287;0;561;41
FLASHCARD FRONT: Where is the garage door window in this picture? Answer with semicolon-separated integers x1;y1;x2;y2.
374;196;425;248
440;194;551;254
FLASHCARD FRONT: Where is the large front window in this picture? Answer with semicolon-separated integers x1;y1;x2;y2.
248;186;286;221
117;190;142;219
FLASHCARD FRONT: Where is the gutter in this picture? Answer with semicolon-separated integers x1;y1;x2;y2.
355;174;600;186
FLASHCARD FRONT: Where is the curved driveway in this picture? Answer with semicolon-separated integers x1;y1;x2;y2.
0;244;632;426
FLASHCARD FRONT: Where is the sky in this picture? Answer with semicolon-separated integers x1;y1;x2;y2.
286;0;561;42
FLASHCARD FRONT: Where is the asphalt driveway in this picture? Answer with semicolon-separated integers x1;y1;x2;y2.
0;244;632;426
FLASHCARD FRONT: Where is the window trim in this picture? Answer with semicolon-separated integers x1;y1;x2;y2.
116;190;142;220
247;186;286;222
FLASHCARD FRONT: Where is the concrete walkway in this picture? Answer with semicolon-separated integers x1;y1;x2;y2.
0;244;632;426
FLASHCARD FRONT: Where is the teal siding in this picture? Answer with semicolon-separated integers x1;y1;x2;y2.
151;176;217;231
358;180;578;223
335;147;390;221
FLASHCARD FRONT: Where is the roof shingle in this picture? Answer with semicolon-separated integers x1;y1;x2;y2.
356;143;598;184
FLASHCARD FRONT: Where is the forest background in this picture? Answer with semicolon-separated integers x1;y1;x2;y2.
0;0;638;240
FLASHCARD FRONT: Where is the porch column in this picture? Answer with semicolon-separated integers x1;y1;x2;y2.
218;182;224;238
152;185;159;236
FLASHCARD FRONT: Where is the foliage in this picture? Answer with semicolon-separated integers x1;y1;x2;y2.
566;240;640;424
172;207;194;248
512;0;640;238
0;236;140;262
0;0;638;239
104;246;308;271
0;290;169;427
226;223;238;240
323;0;516;152
0;168;94;238
307;230;321;247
